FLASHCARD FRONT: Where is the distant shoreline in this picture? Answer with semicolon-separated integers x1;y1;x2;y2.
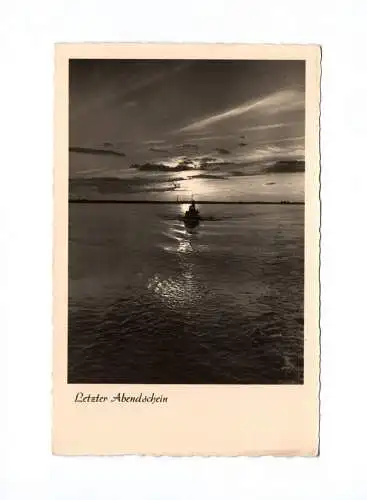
69;199;305;205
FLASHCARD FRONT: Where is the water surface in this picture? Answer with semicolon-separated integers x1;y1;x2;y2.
68;203;304;384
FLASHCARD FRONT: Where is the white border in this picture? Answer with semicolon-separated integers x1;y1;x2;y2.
53;43;319;458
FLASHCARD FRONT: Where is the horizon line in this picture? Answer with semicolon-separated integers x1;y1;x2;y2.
69;199;305;205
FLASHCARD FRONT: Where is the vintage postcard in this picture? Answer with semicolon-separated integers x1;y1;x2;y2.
53;43;321;456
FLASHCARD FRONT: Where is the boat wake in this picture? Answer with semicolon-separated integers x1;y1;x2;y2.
160;215;232;222
159;198;248;223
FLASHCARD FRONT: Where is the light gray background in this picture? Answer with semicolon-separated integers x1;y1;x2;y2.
2;1;367;498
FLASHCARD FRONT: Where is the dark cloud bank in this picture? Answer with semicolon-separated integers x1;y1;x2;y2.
70;146;126;157
69;159;305;198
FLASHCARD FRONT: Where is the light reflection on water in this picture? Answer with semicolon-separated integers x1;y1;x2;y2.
147;265;200;309
161;218;206;255
147;219;202;308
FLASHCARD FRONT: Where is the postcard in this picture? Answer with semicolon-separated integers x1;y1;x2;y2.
53;43;320;455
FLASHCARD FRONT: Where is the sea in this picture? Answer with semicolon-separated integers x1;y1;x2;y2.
68;202;304;384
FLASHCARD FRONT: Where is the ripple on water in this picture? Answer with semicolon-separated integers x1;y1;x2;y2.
68;204;304;384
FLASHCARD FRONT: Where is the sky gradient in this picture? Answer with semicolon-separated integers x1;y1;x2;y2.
69;59;305;201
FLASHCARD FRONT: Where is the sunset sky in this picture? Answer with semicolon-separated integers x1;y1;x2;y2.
69;59;305;201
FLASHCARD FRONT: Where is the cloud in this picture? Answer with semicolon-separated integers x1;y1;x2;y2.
143;140;167;145
130;162;195;172
177;89;304;133
174;143;200;154
252;136;305;146
138;185;177;193
189;173;228;180
70;175;184;196
149;147;171;153
200;156;217;163
240;122;302;133
69;146;126;157
230;171;247;177
71;62;191;122
231;138;304;165
181;135;234;143
265;160;305;173
175;143;199;149
214;148;230;155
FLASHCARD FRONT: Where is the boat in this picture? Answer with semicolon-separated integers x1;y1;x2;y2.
183;198;201;228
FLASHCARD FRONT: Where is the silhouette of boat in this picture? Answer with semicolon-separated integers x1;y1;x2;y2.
181;197;201;228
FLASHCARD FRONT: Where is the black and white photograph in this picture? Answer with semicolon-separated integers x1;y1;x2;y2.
68;57;306;385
